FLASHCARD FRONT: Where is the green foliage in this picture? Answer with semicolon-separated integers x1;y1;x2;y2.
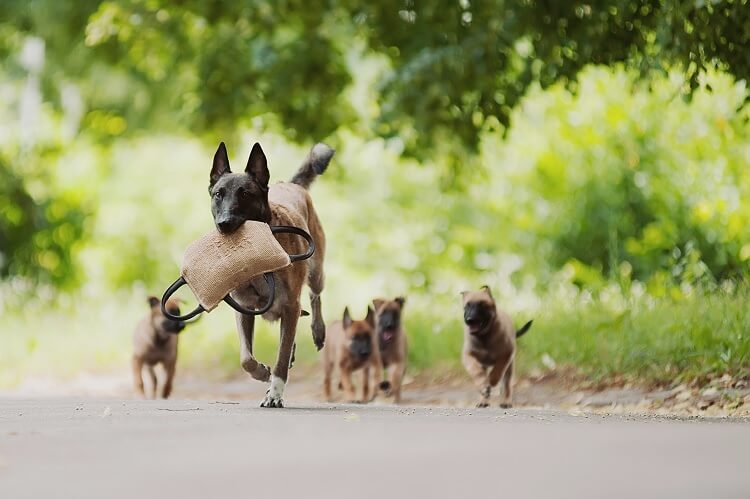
499;67;750;284
350;0;750;153
2;2;750;387
0;155;88;288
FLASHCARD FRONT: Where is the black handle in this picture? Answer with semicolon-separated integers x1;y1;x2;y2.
270;225;315;262
161;277;205;321
160;225;313;320
222;272;276;315
161;273;277;320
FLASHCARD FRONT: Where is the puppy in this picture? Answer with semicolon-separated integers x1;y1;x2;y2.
372;297;408;403
461;286;532;408
209;141;333;408
322;307;383;403
132;296;186;399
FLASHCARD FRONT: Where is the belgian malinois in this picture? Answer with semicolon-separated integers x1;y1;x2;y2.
209;141;333;408
132;296;186;399
461;286;532;408
322;307;384;403
372;297;408;403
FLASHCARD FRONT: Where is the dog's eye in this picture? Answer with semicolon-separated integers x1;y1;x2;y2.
238;188;249;199
214;189;224;199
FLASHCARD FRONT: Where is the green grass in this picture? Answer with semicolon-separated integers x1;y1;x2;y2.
2;286;748;389
400;287;750;386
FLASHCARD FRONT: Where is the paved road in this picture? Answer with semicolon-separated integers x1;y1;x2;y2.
0;397;748;499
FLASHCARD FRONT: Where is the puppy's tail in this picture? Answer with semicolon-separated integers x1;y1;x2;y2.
290;143;335;189
516;320;533;338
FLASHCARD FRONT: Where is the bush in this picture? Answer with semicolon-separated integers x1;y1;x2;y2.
496;66;750;286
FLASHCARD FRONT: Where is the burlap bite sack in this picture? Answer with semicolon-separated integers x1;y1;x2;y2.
181;221;291;312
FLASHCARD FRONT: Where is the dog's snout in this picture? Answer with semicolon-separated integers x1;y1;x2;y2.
379;311;399;330
217;219;234;233
349;336;372;359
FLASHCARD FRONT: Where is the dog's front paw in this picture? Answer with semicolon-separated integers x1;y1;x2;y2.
499;402;513;409
260;376;285;409
476;401;490;408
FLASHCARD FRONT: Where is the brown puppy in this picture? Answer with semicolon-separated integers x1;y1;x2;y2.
132;296;186;399
322;307;383;403
372;297;408;403
209;142;333;408
461;286;532;408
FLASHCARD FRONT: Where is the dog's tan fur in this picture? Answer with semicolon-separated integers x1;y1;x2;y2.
322;307;383;403
230;183;327;403
132;296;182;399
372;297;408;403
461;286;530;408
209;143;333;408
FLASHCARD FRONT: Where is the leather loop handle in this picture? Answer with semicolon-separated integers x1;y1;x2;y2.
271;225;315;262
161;277;205;321
222;273;276;315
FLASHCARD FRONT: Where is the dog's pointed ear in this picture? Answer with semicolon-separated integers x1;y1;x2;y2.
372;299;385;312
147;296;159;308
246;142;270;188
210;142;231;189
365;306;376;327
395;296;406;308
480;285;493;299
343;307;352;329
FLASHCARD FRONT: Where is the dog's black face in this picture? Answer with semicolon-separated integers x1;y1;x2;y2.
373;297;406;344
349;333;373;361
343;306;376;361
209;142;271;234
148;297;185;335
463;299;495;335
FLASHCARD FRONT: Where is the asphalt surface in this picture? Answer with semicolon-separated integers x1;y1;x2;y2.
1;397;748;499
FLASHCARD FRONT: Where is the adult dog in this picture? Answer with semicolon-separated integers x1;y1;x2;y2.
209;141;333;408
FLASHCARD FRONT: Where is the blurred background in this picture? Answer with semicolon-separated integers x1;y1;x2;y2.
1;1;749;394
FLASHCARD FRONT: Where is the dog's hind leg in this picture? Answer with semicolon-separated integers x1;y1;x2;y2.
236;314;271;382
361;366;371;403
146;365;158;399
162;358;176;399
132;356;145;397
323;360;334;401
499;359;514;409
261;301;301;408
306;212;326;351
390;362;407;404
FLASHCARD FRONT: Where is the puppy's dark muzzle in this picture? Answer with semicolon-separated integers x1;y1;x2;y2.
163;320;186;334
349;339;372;360
464;308;488;333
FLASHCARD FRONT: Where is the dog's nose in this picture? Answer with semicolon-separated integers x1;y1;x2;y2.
217;220;234;233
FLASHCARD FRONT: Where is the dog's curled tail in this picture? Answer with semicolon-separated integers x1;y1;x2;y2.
516;320;533;338
290;143;335;189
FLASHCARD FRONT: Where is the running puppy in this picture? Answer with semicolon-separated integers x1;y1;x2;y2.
132;296;186;399
209;141;333;408
461;286;532;408
322;307;384;403
372;297;408;403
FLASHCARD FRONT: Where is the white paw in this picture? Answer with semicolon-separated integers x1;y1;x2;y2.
260;375;285;408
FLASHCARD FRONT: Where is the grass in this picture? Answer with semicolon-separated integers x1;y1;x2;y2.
2;285;749;389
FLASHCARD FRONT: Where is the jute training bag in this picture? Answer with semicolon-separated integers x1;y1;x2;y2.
160;221;315;321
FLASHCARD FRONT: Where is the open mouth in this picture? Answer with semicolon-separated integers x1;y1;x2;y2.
464;319;486;334
381;329;395;342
